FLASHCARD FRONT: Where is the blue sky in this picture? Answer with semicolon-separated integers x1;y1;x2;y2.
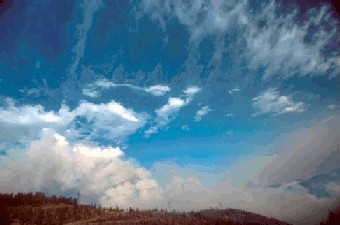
0;0;339;224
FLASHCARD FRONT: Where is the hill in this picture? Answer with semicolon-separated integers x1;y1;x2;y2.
0;192;292;225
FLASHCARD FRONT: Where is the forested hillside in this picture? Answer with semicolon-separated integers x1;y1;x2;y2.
0;192;292;225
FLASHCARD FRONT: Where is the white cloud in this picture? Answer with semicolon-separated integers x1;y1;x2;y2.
145;86;201;136
83;79;171;97
82;88;100;98
195;106;211;121
145;97;186;136
0;132;163;208
0;100;70;126
184;86;201;96
66;101;148;142
245;3;339;79
1;117;339;224
138;0;247;41
0;99;147;143
138;0;339;79
73;144;123;158
252;88;305;115
94;79;115;89
76;101;139;122
228;87;240;95
144;84;171;96
157;97;186;114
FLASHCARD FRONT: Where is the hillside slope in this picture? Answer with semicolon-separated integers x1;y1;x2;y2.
0;192;291;225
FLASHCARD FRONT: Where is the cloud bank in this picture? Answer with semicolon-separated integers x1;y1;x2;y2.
0;115;339;224
0;131;163;208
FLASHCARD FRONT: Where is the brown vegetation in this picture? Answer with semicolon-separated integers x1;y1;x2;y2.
0;192;292;225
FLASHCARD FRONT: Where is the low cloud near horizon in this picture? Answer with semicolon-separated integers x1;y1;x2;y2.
1;115;339;225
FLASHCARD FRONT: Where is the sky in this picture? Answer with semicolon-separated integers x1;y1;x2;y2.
0;0;339;224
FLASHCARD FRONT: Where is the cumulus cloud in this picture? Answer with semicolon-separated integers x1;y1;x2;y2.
1;116;339;224
195;106;211;121
252;88;305;115
0;132;163;208
83;78;171;98
145;86;201;136
0;99;147;143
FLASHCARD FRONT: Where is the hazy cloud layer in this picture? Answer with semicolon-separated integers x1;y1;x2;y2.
254;115;340;185
1;115;339;224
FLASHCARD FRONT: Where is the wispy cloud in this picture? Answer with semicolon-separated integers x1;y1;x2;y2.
82;88;100;98
245;3;339;79
145;97;186;137
252;88;305;115
138;0;247;42
145;86;201;136
226;113;235;118
144;85;171;96
183;86;201;96
138;0;339;79
228;87;240;95
68;0;103;77
83;79;171;98
195;106;211;122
